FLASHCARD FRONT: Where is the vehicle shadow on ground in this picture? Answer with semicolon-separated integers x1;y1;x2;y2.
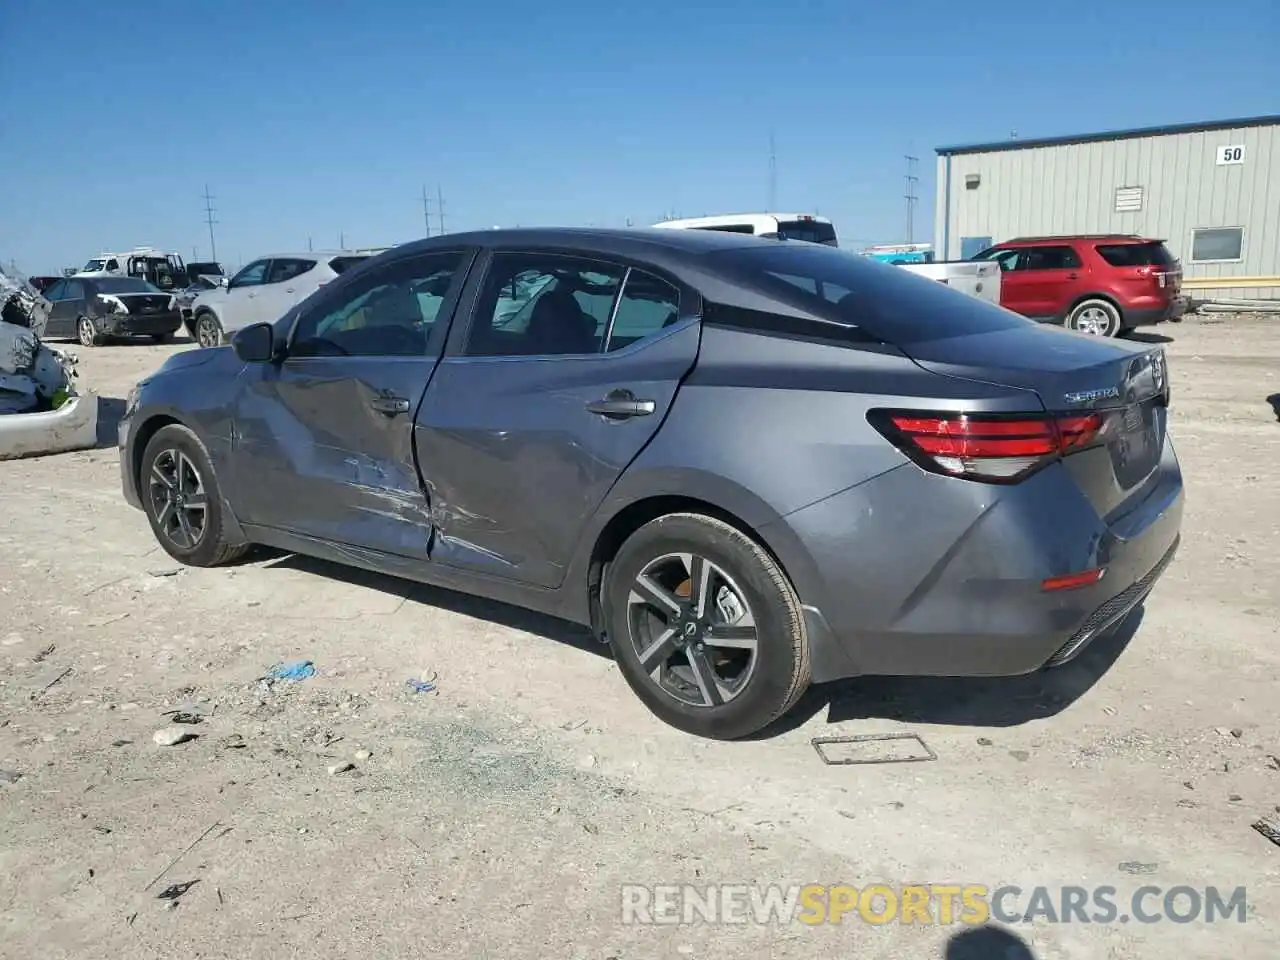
1266;393;1280;421
755;606;1144;737
256;551;609;659
95;396;126;448
946;925;1038;959
1125;330;1174;344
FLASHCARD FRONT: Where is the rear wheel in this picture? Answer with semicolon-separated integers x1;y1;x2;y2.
1066;299;1121;337
76;316;104;347
604;513;810;740
194;312;223;348
140;424;250;567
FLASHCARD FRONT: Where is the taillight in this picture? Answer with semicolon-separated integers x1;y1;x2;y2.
869;410;1104;483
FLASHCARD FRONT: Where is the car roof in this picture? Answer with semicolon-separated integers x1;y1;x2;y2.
1001;234;1162;245
393;227;770;259
254;250;367;260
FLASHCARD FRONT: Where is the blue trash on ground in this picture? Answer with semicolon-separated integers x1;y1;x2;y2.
406;674;437;695
265;660;316;683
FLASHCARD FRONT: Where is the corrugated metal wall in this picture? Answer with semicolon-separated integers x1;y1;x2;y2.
935;122;1280;300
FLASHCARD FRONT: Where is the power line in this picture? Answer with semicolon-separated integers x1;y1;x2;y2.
903;155;919;245
201;185;219;263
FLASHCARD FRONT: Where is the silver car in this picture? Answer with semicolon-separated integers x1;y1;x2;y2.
189;251;370;347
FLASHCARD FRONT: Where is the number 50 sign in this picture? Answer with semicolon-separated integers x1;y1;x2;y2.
1216;144;1246;165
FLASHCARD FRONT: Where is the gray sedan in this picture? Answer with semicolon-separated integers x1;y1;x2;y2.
118;228;1183;739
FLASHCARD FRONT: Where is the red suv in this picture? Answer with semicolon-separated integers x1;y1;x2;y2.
971;235;1185;337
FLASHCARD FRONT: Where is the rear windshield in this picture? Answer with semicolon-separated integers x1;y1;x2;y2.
707;243;1033;343
1094;242;1174;267
96;277;160;294
772;220;838;246
328;255;370;275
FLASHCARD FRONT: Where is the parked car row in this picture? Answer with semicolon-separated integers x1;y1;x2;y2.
119;227;1183;739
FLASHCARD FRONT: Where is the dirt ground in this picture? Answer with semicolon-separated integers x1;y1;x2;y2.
1;316;1277;959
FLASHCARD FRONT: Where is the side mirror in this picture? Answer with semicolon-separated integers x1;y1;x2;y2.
218;277;230;288
231;322;278;363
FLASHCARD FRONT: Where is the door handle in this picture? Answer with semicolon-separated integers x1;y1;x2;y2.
1066;272;1079;280
369;395;410;415
586;390;656;420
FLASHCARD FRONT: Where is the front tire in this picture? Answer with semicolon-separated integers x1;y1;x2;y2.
140;424;249;567
603;513;810;740
194;312;223;348
1066;299;1121;337
76;316;105;347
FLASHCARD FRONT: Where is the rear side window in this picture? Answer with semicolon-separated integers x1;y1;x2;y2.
692;224;756;235
1020;246;1081;270
605;270;680;351
267;259;315;284
328;255;370;275
708;243;1032;343
1095;242;1175;267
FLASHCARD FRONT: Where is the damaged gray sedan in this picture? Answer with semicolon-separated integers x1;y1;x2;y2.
119;228;1183;739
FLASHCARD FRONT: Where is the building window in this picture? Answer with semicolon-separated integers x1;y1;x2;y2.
1114;186;1143;212
1190;228;1244;264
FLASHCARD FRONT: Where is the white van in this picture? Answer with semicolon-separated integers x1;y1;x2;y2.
651;213;838;247
75;248;187;291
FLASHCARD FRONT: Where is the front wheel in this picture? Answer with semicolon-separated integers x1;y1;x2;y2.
604;513;810;740
76;316;104;347
194;312;223;348
140;424;250;567
1066;299;1121;337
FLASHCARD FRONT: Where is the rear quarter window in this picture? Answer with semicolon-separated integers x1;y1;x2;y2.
1094;242;1175;267
328;256;370;275
707;244;1033;343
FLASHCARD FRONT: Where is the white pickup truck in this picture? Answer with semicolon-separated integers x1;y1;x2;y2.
896;260;1002;305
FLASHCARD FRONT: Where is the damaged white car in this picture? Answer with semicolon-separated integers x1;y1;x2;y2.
0;265;99;459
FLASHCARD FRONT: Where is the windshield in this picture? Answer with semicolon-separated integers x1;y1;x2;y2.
772;220;838;246
708;243;1032;343
96;277;162;294
82;259;108;272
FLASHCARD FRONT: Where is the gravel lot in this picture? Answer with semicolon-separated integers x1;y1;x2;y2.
1;316;1277;959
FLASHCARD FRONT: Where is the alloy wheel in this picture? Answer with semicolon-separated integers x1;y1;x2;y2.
77;317;96;347
147;448;209;549
627;553;759;707
1074;307;1113;336
196;316;221;348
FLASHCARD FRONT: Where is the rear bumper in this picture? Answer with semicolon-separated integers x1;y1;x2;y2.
101;310;184;337
1125;297;1187;327
764;436;1184;683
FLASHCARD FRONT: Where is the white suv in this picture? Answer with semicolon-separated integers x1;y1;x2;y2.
189;251;370;347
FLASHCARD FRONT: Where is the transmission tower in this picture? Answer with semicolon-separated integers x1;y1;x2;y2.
202;185;219;262
421;185;433;238
903;156;919;245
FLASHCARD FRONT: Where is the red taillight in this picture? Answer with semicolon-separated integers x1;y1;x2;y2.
1041;568;1105;592
871;411;1104;483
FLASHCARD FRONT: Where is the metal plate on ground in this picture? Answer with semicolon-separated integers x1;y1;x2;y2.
812;732;937;765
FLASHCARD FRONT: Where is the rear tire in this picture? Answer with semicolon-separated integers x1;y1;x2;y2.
1066;299;1121;337
603;513;810;740
194;312;223;348
140;424;250;567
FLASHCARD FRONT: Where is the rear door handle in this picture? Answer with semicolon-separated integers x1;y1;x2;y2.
586;390;656;420
1066;272;1079;280
370;395;410;415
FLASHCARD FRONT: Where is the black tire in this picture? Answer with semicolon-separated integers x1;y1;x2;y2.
194;312;223;348
76;315;105;347
603;513;810;740
1065;298;1121;337
139;424;250;567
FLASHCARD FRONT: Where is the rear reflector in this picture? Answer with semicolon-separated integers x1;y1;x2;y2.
869;411;1104;483
1041;568;1106;591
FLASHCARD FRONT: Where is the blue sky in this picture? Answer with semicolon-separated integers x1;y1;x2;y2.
2;0;1277;273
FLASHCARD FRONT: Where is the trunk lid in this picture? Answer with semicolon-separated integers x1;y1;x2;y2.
900;324;1169;518
117;293;173;315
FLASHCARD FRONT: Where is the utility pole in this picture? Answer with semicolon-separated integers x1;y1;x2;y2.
307;236;313;251
768;130;777;211
436;185;446;235
420;185;433;238
904;155;919;245
339;231;346;248
201;185;219;263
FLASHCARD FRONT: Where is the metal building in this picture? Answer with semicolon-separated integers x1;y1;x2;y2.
934;115;1280;300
